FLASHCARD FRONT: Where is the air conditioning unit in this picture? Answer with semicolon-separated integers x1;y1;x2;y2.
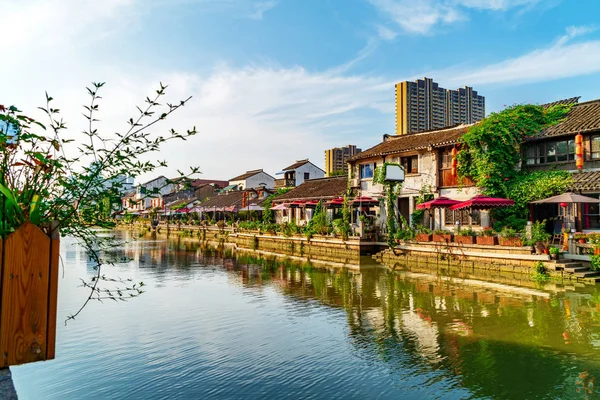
350;178;360;187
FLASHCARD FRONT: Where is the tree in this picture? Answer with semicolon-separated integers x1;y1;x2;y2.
0;82;198;321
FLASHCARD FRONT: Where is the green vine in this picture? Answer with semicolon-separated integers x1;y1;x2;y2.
373;162;403;246
456;103;574;230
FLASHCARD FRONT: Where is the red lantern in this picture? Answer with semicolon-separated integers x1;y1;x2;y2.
575;133;584;170
451;147;458;177
560;202;568;208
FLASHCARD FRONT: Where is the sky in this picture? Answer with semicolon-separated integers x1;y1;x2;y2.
3;0;600;183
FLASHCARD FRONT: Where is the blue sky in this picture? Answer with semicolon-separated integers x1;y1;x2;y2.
3;0;600;181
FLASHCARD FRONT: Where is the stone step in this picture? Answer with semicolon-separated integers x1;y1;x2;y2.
564;266;588;273
575;270;600;278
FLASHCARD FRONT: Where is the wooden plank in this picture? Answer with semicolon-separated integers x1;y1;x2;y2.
0;223;51;367
46;222;60;360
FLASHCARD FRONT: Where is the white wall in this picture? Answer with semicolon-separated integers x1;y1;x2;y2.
294;163;325;186
230;171;275;190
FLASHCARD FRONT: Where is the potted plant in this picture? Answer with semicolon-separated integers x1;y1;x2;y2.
549;246;560;260
455;228;476;245
0;83;197;366
476;228;497;245
415;225;432;242
529;220;551;254
574;234;588;244
498;228;523;247
432;229;453;243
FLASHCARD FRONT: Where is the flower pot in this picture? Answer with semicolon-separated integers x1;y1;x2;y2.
476;236;497;246
433;233;453;243
594;247;600;256
455;235;475;245
416;233;432;242
0;223;59;367
578;239;587;244
499;237;523;247
550;253;559;260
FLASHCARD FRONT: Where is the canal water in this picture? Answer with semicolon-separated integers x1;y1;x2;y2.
11;231;600;399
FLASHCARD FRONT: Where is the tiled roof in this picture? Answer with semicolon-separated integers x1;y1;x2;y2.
229;169;266;181
282;159;311;171
273;177;348;202
348;124;472;162
533;99;600;139
542;96;580;108
192;179;229;188
569;171;600;192
199;191;261;208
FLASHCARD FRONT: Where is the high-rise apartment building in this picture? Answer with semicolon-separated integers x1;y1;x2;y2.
325;145;362;176
395;77;485;135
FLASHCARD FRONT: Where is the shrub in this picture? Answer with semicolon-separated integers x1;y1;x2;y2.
590;254;600;271
457;228;476;236
479;227;496;237
549;246;560;255
499;227;519;239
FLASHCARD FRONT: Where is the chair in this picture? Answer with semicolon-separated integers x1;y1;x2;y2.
551;218;563;245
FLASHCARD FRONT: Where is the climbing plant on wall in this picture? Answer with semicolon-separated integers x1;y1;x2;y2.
456;103;574;230
373;162;403;246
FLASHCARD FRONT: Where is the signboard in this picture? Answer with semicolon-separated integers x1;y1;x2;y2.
385;164;405;182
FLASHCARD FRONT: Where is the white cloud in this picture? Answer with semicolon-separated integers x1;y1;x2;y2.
431;26;600;87
556;24;598;46
0;0;387;182
367;0;540;35
376;25;398;41
248;1;278;20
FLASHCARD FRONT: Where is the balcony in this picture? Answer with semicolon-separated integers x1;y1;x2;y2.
274;178;296;188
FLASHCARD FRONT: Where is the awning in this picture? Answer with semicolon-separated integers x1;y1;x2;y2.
175;207;191;213
270;203;289;210
352;196;379;206
325;197;345;207
305;200;320;208
222;184;238;191
450;195;514;211
416;196;461;210
289;200;306;207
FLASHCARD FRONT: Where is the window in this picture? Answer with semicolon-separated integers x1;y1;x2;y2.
401;155;418;174
445;209;481;226
592;136;600;159
360;163;376;179
525;139;575;165
304;172;310;180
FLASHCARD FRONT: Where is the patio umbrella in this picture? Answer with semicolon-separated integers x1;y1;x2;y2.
530;192;600;204
416;196;461;230
531;192;600;230
450;195;515;228
246;203;264;211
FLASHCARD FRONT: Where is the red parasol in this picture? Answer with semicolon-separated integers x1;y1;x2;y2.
416;196;460;210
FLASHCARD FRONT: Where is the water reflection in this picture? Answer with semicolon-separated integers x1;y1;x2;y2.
13;230;600;399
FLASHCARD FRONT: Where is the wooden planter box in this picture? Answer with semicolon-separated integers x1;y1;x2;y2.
499;237;523;247
476;236;497;246
415;233;432;242
433;233;453;243
0;223;59;367
455;235;475;245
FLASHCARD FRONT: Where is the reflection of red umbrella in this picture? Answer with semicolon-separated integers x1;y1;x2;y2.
416;196;461;230
450;195;514;228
